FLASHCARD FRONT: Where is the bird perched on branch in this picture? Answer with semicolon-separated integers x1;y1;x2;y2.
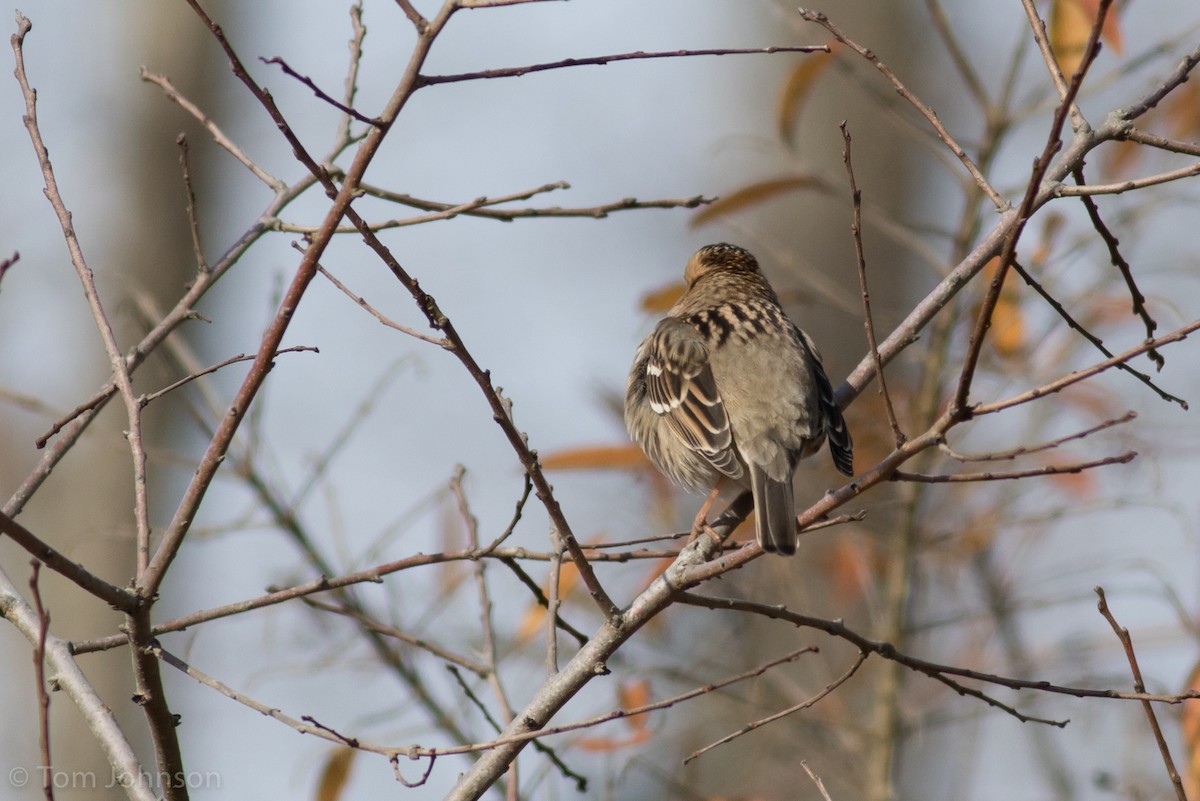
625;243;854;555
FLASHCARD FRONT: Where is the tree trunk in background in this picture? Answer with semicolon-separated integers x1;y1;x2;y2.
0;5;223;799
679;6;922;800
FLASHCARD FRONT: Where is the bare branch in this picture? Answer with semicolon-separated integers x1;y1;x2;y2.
175;134;209;273
974;318;1200;415
1095;588;1188;801
261;55;382;126
940;412;1137;462
28;563;55;801
1008;259;1185;407
0;512;136;611
799;9;1005;209
686;650;867;763
419;46;831;86
14;13;153;575
840;121;903;445
677;593;1199;706
1068;165;1163;369
953;0;1111;413
317;263;449;346
139;345;319;407
141;69;283;190
893;451;1135;482
1057;160;1200;196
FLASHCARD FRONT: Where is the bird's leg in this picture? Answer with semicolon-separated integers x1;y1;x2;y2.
688;480;723;546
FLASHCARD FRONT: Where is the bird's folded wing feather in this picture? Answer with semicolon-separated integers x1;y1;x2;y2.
645;319;743;479
795;326;855;476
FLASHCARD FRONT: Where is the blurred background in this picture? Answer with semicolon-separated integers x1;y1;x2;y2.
2;0;1200;799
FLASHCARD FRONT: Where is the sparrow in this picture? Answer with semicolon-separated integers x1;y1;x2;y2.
625;243;853;555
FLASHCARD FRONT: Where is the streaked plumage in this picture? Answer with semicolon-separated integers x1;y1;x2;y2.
625;243;853;555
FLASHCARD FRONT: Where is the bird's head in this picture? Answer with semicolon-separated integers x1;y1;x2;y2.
684;243;761;286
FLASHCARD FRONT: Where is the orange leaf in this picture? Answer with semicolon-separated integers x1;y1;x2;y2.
515;563;581;644
640;281;687;313
313;748;356;801
691;176;821;227
619;679;653;732
1045;458;1097;499
575;728;653;752
1182;660;1200;801
540;444;654;472
820;538;874;605
1165;81;1200;141
1050;0;1122;76
777;43;837;143
972;258;1025;358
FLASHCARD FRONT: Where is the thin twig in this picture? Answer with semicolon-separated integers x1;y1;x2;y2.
337;3;369;143
1068;165;1163;368
686;650;866;763
840;120;903;444
940;411;1137;462
0;512;136;611
802;761;835;801
316;263;449;346
0;250;17;289
139;346;319;407
29;562;55;801
1007;259;1185;407
678;592;1199;707
973;318;1200;415
14;14;153;576
175;134;209;273
261;56;382;126
1095;588;1188;801
893;451;1135;482
953;0;1112;414
393;0;428;32
1057;161;1200;197
140;69;282;190
799;9;1005;210
419;46;830;86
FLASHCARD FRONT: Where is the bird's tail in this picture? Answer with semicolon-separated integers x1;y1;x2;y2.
750;464;797;555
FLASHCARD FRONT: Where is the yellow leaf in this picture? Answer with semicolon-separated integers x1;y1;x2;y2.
1183;660;1200;801
540;444;654;472
639;280;687;314
691;176;820;227
619;679;653;732
777;44;837;143
1050;0;1122;76
313;748;356;801
972;258;1024;358
515;563;580;644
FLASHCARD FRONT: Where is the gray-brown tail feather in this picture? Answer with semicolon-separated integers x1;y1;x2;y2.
750;464;797;555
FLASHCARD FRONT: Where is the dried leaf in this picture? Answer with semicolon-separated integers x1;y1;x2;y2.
1050;0;1122;76
313;748;356;801
574;727;653;752
820;538;874;605
640;280;687;313
1045;458;1097;499
777;44;837;143
515;563;581;644
540;444;654;472
619;679;653;731
1182;660;1200;801
691;176;820;227
1165;80;1200;141
972;258;1025;358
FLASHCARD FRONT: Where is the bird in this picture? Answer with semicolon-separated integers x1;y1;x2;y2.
625;243;854;555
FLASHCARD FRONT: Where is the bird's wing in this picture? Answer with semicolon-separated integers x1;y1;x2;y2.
644;318;743;480
795;326;854;476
